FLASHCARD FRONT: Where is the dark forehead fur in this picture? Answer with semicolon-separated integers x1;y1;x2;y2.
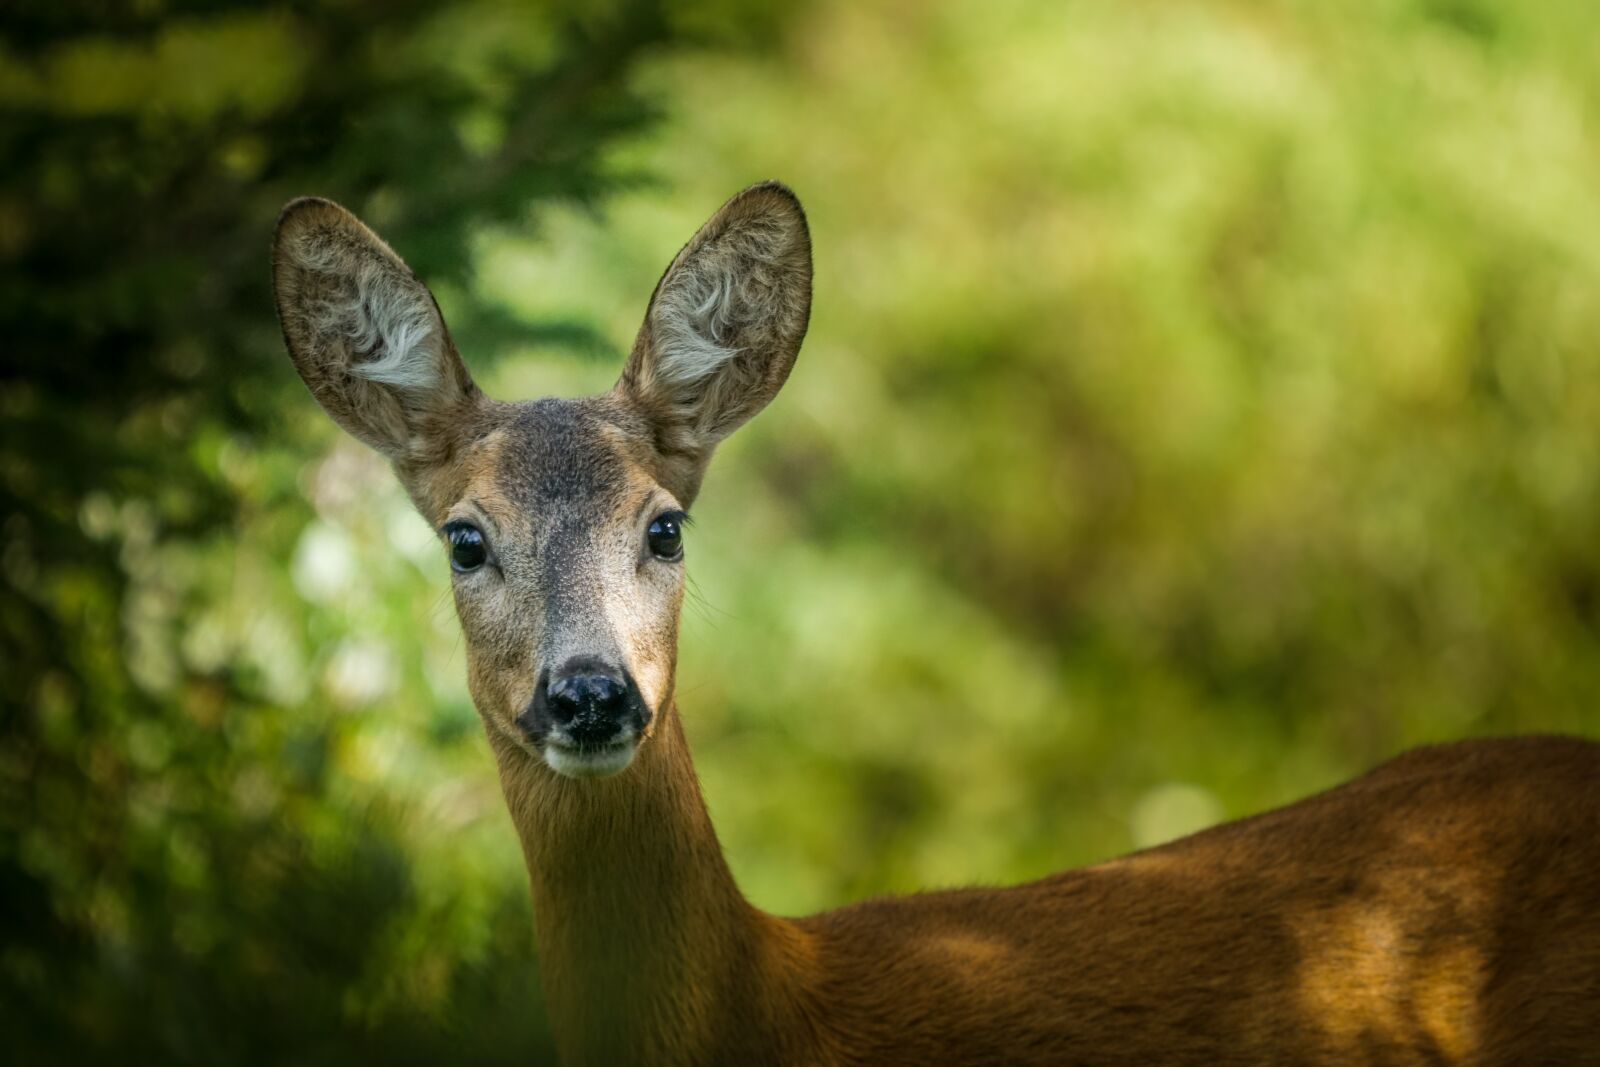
495;396;647;510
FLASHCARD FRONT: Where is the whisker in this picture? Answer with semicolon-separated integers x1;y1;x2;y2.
687;572;741;624
684;573;729;628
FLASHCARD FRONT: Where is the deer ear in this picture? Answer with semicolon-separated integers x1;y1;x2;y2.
272;198;477;463
617;181;812;463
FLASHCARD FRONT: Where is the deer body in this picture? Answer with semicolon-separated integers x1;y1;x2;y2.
500;716;1599;1065
273;184;1600;1065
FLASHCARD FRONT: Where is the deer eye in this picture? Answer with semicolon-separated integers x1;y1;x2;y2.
446;522;488;573
646;511;685;561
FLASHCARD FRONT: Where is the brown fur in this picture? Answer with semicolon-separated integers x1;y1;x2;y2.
274;185;1600;1065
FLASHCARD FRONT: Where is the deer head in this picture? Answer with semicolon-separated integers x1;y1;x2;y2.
272;183;812;779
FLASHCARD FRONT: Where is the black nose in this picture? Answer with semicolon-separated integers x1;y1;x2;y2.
515;658;653;750
545;670;629;746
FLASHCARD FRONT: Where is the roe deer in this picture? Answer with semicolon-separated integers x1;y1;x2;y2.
273;182;1600;1065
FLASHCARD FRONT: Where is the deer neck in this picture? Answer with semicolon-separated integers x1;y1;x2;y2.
490;704;810;1064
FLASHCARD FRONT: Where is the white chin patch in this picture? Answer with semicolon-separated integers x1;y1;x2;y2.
543;741;639;779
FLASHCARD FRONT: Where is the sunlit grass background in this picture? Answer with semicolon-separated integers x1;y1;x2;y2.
5;0;1600;1060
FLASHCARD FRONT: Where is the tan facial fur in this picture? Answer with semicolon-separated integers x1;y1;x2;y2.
446;398;689;775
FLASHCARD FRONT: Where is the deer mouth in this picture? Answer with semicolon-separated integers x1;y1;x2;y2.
542;735;640;779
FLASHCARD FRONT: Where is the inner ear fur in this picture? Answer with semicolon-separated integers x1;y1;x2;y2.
273;197;477;464
617;181;813;465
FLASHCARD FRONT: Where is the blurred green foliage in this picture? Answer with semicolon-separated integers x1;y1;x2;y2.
4;0;1600;1061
